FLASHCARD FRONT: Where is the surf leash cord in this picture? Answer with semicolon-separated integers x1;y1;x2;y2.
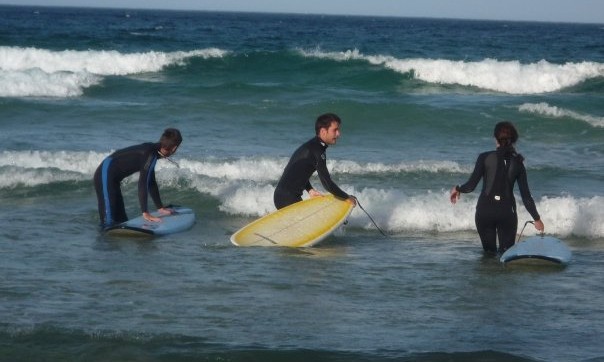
516;220;545;243
158;151;180;168
355;198;388;237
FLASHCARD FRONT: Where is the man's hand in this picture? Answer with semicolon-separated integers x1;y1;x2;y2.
347;196;357;207
308;189;322;198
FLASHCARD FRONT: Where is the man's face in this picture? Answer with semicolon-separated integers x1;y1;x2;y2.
319;121;341;145
162;144;179;157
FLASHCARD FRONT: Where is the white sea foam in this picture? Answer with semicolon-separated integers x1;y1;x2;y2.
0;151;467;186
2;150;602;238
519;102;604;128
331;159;468;174
177;158;469;182
300;48;604;94
178;157;285;182
0;150;105;174
0;46;228;97
0;68;102;97
341;189;604;239
198;182;604;239
0;167;88;188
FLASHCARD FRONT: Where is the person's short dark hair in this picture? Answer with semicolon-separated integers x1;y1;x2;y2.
493;121;518;147
315;113;341;135
159;128;182;149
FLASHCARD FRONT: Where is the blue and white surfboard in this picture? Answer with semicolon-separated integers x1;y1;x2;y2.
104;206;195;237
500;235;572;265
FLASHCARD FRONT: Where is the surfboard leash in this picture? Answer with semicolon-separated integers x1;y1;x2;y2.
158;151;180;168
163;156;180;168
516;220;534;243
356;199;389;238
517;220;546;244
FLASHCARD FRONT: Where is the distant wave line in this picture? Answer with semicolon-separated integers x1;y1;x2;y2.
299;48;604;94
0;46;228;97
519;102;604;127
4;46;603;97
0;46;229;74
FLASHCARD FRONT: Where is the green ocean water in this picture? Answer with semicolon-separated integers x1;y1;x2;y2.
1;6;603;361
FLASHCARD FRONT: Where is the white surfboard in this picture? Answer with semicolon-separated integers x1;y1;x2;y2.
104;206;195;237
500;235;572;265
231;194;354;247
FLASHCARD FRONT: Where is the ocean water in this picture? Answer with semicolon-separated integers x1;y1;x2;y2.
1;5;603;361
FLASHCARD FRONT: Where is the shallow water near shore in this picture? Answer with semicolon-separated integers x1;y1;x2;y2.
1;6;603;361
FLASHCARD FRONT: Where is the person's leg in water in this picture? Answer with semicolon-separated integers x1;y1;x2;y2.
475;199;498;255
94;160;128;229
496;207;518;253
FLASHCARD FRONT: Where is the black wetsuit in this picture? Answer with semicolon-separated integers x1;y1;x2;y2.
274;136;350;209
93;142;164;228
457;147;540;253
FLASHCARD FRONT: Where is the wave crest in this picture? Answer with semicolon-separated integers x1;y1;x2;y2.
300;48;604;94
343;189;604;239
0;46;228;97
0;151;468;187
519;102;604;127
2;150;602;238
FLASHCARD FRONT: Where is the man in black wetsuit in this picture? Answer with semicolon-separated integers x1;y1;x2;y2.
93;128;182;229
450;121;544;254
274;113;357;210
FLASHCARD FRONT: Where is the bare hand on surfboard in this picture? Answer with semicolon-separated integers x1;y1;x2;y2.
308;189;322;198
347;196;357;207
309;188;356;207
105;207;195;237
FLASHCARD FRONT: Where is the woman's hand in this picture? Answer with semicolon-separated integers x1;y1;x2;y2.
450;186;460;204
534;219;544;232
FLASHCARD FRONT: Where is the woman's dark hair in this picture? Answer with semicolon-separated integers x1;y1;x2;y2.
493;121;518;147
159;128;182;149
315;113;341;135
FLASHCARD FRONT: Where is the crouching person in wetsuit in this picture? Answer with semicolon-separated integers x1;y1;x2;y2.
450;121;544;254
94;128;182;230
274;113;357;210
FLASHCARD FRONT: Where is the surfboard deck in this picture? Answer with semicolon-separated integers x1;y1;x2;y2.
500;235;572;266
231;194;354;247
104;206;195;237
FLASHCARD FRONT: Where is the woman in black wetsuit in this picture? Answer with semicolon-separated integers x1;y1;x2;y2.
450;121;544;254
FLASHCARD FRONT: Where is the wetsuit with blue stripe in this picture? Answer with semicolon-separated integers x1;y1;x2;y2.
456;147;540;253
94;142;164;228
274;136;350;209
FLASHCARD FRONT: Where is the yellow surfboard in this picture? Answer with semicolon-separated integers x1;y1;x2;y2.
230;194;354;247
